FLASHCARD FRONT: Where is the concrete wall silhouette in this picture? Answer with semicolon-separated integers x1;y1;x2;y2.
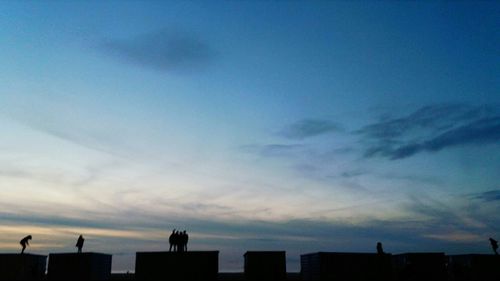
448;254;500;281
4;249;500;280
300;252;392;281
244;251;286;281
392;253;446;281
0;254;46;280
135;251;218;280
47;252;112;280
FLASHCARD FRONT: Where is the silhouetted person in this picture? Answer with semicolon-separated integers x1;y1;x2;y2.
376;242;385;255
20;235;32;254
490;237;498;255
176;231;183;252
76;235;85;253
169;229;176;252
182;230;188;252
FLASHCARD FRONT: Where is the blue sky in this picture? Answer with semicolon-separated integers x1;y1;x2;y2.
0;1;499;271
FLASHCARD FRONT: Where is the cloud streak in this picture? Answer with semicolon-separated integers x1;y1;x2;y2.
101;29;215;72
240;103;499;191
472;190;500;202
281;119;343;140
240;144;305;158
359;104;500;160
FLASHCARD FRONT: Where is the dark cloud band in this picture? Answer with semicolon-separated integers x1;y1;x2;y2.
101;29;214;72
360;104;500;160
281;119;343;140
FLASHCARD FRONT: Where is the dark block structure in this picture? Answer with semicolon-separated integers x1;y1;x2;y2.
0;254;47;280
392;252;446;281
300;252;392;281
244;251;286;281
47;252;112;280
448;254;500;281
135;251;219;281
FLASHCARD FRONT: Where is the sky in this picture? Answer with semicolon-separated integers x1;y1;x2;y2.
0;0;499;272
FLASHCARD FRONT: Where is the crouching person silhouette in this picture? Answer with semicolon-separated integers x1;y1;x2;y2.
20;235;32;254
76;235;85;253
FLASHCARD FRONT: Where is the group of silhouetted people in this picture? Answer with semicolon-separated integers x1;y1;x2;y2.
169;229;189;252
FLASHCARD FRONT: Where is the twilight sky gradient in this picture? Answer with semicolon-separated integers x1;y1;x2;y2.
0;1;499;272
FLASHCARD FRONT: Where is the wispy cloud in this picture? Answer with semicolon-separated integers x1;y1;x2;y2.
240;144;305;158
358;104;481;140
339;170;367;179
250;103;498;163
240;104;498;194
472;190;500;202
402;193;500;236
100;29;215;72
281;119;343;140
388;117;500;159
359;104;500;160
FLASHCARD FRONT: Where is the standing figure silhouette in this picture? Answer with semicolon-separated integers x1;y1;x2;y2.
169;229;176;252
176;231;183;252
182;230;189;252
376;242;385;255
489;238;498;255
76;235;85;253
20;235;32;254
